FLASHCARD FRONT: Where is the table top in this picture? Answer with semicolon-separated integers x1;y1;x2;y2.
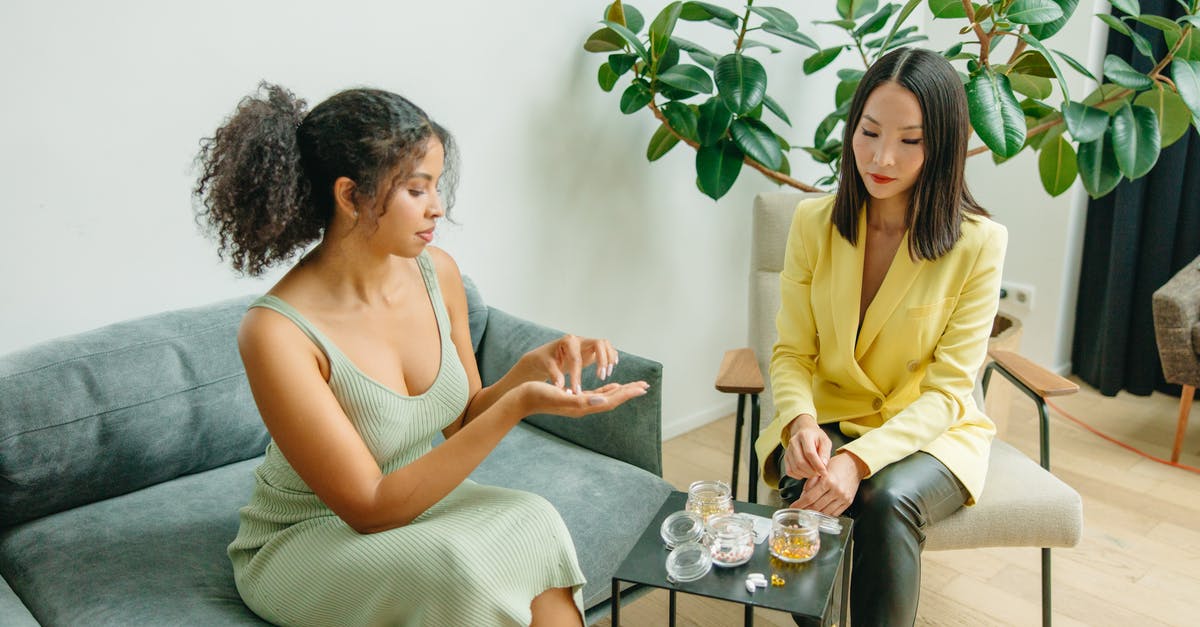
613;491;853;618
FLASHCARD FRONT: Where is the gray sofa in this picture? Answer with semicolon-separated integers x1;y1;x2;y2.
0;279;672;625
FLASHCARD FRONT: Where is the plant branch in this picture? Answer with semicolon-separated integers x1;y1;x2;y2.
735;0;754;52
962;0;991;66
647;100;822;192
1005;26;1029;65
1148;25;1193;78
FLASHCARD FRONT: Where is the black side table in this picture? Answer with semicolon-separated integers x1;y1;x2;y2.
610;491;853;626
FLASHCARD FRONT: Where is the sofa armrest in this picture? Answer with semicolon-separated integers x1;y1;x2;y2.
0;575;38;627
476;307;664;477
1152;255;1200;386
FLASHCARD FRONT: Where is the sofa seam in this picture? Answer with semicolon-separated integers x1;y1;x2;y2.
0;371;248;444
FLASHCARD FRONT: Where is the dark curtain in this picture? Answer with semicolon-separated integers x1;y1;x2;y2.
1072;0;1200;397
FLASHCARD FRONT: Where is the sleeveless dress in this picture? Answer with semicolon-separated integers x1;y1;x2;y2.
227;251;586;626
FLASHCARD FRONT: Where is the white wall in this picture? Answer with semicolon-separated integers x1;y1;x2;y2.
0;1;1103;437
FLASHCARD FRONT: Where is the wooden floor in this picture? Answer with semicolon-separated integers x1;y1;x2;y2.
595;379;1200;626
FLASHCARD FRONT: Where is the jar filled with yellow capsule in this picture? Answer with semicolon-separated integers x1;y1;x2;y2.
769;508;820;563
684;480;733;522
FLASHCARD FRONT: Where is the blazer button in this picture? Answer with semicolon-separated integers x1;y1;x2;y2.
907;360;919;372
872;398;883;411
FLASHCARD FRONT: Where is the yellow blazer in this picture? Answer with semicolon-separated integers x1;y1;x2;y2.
753;195;1007;504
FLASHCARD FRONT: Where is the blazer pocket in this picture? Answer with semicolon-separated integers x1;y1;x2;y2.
906;297;957;319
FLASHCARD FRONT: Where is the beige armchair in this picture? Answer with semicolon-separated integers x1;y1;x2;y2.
1152;254;1200;462
742;191;1083;626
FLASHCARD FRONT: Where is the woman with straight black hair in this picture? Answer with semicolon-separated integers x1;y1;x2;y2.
196;83;649;626
753;47;1007;624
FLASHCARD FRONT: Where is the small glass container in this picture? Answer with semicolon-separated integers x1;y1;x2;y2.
769;508;821;563
660;511;706;549
684;480;734;522
707;514;755;567
809;510;843;534
665;540;712;583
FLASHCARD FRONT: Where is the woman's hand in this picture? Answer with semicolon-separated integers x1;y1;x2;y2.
782;414;831;480
789;452;866;517
522;335;619;395
515;380;649;419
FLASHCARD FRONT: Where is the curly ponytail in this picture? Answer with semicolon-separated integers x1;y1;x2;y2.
195;83;458;276
194;82;315;276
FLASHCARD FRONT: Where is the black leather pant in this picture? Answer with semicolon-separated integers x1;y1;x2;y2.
777;424;970;626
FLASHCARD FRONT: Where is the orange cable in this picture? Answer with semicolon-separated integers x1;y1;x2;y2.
1043;397;1200;475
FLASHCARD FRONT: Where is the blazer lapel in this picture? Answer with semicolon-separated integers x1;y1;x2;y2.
856;228;924;360
829;210;863;362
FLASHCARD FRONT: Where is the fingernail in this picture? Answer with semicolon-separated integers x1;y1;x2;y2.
566;388;574;395
588;396;605;406
607;364;614;378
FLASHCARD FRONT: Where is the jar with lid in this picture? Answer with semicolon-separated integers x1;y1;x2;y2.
707;514;755;567
769;508;821;563
660;511;706;549
665;540;712;583
684;480;734;522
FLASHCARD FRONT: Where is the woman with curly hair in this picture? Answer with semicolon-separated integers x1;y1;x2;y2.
196;83;648;626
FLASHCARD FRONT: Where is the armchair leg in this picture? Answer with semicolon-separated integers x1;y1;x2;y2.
1172;385;1194;463
1042;548;1052;627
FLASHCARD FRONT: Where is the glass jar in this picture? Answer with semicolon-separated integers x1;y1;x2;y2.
684;480;734;522
707;514;755;567
665;540;712;583
769;508;821;563
660;510;706;549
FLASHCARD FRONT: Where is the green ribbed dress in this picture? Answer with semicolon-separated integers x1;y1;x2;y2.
228;251;586;626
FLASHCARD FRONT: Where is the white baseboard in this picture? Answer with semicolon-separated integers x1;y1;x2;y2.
662;402;736;441
1053;360;1071;376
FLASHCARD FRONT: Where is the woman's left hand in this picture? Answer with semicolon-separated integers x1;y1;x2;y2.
523;335;618;395
789;453;866;516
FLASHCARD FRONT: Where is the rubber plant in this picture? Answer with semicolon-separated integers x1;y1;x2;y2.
583;0;1200;200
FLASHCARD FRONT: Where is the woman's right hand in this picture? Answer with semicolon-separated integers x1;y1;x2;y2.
783;414;831;479
514;380;649;419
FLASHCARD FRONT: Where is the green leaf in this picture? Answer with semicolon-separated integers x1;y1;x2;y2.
584;28;625;53
804;47;846;75
1006;0;1064;25
835;78;859;108
877;0;925;54
1164;27;1200;62
878;34;929;52
1018;33;1072;101
714;54;768;114
605;1;645;33
1172;59;1200;123
601;20;649;61
673;37;718;69
763;94;792;126
697;97;734;145
679;1;739;29
1077;131;1122;197
657;64;714;94
619;80;653;114
837;68;866;82
1134;84;1192;147
1129;29;1156;60
1110;103;1160;178
1083;83;1135;114
1103;55;1153;90
1062;101;1110;142
646;123;681;161
741;39;782;53
1054;49;1098;82
762;24;821;50
1131;14;1181;36
814;112;842;146
731;118;784;169
1027;111;1065;150
854;4;898;37
928;0;968;19
748;6;799;31
598;62;619;92
779;153;792;177
816;18;860;29
1108;0;1140;16
660;101;699;141
1038;135;1078;196
649;2;682;62
838;0;880;20
966;69;1027;157
1021;98;1056;118
1097;13;1131;37
695;139;744;199
608;53;638;76
1029;0;1079;39
1010;73;1054;99
1011;51;1056;78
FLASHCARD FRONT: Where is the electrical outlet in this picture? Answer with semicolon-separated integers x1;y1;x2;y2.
999;281;1035;311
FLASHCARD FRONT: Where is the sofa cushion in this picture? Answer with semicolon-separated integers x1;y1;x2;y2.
4;424;669;624
462;275;489;352
0;457;264;626
0;296;269;527
1193;322;1199;356
0;574;38;626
